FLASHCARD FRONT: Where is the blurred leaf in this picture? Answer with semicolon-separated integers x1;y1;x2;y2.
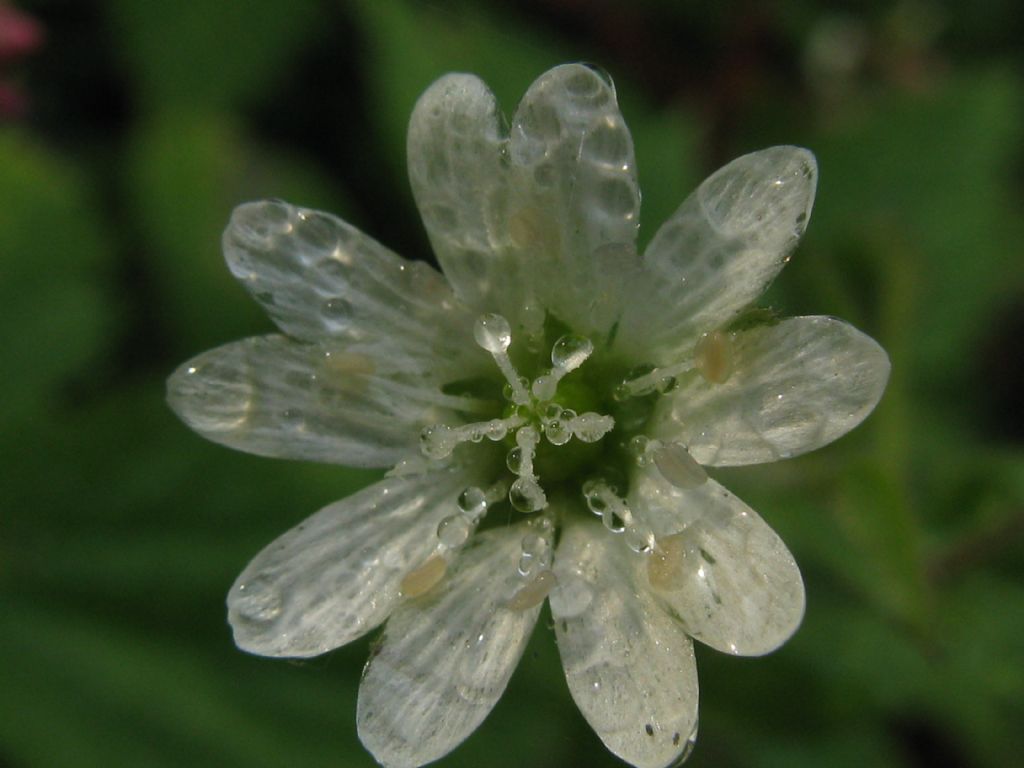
802;68;1024;380
107;0;320;110
0;130;113;431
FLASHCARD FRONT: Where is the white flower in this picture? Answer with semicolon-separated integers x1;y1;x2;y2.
167;64;889;768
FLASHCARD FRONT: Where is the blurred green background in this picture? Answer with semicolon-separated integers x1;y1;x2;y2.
2;1;1023;766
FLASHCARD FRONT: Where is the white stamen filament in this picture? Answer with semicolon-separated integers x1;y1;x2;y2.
618;358;695;399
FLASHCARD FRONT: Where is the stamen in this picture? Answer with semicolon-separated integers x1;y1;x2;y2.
474;314;530;405
419;414;525;459
651;441;708;489
506;569;556;611
615;358;694;400
400;554;447;597
508;426;546;512
694;330;734;384
582;478;655;553
532;333;593;400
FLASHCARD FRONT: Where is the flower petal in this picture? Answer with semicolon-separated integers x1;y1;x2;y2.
652;316;891;466
223;200;480;377
628;147;817;362
551;519;699;768
630;466;804;656
357;527;541;768
167;335;485;467
407;73;510;312
227;467;480;658
506;63;641;335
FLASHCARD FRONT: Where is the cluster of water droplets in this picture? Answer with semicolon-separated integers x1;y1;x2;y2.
419;313;615;517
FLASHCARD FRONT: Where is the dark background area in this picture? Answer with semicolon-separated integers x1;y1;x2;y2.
2;1;1022;766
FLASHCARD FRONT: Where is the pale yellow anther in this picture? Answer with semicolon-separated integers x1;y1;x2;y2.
647;533;690;592
694;330;734;384
322;351;375;395
400;554;447;598
506;569;557;611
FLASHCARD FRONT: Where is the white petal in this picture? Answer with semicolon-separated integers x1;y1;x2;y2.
357;527;541;768
506;64;641;336
652;316;890;466
167;335;485;467
227;467;479;658
223;200;481;377
552;519;699;768
407;73;510;312
629;466;804;656
626;147;817;362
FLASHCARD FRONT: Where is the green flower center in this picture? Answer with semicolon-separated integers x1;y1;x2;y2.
405;312;716;609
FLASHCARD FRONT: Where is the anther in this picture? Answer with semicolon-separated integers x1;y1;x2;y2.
694;330;734;384
650;441;708;489
400;554;448;597
506;569;556;611
616;358;695;399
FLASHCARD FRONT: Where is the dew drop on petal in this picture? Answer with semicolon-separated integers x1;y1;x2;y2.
473;313;512;353
457;486;487;516
321;298;353;331
521;532;547;558
233;575;282;623
437;514;472;548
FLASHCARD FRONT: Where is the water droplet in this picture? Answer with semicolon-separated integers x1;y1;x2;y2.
506;447;523;474
420;424;454;459
233;575;282;623
473;313;511;353
521;532;547;558
531;374;557;401
551;334;593;371
656;375;678;394
545;419;570;446
517;552;535;577
437;514;472;548
602;508;627;533
485;420;508;441
457;487;487;517
572;412;614;443
321;298;352;330
509;477;546;512
625;525;654;554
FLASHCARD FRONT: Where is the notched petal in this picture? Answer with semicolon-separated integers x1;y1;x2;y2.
627;147;817;361
653;316;891;466
357;527;541;768
630;468;805;656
